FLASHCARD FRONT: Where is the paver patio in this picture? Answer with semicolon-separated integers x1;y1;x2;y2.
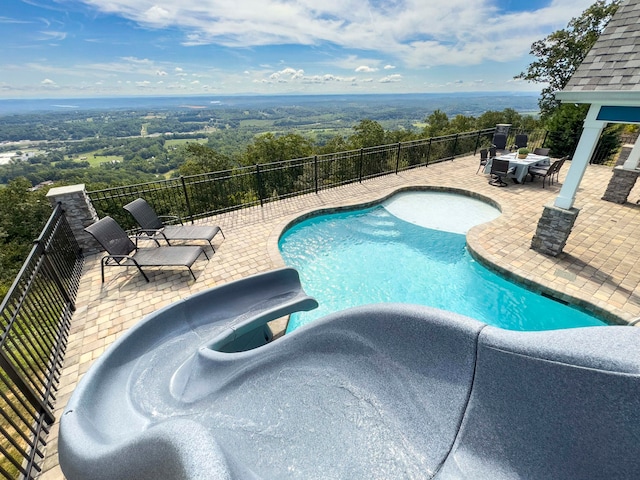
41;153;640;479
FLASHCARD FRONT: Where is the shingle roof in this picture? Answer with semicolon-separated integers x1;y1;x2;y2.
563;0;640;93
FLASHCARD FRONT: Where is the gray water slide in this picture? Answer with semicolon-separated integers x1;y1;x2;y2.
59;268;640;479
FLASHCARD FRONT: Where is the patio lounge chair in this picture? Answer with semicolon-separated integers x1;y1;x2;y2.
85;216;209;283
123;198;224;252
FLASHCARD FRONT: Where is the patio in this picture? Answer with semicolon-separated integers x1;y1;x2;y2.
42;152;640;479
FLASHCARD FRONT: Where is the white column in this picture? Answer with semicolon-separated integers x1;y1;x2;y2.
622;139;640;170
554;104;605;210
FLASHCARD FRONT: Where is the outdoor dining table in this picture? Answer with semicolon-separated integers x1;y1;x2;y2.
484;152;551;183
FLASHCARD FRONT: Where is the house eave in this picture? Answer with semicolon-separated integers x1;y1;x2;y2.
555;90;640;107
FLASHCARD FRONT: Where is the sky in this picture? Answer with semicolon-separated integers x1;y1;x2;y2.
0;0;598;99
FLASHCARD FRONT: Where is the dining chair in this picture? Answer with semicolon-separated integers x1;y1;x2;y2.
533;147;550;156
492;133;507;151
476;148;489;174
489;158;511;187
528;159;562;188
551;156;568;184
514;134;528;149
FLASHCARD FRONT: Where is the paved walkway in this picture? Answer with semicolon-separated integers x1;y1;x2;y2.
41;154;640;479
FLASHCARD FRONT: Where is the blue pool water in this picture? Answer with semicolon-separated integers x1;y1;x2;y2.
279;193;607;333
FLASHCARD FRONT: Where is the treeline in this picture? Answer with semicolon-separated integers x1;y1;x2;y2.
0;108;539;189
180;108;540;175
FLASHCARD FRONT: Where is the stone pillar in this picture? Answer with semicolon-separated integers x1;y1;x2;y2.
602;167;640;204
615;144;633;167
46;184;101;255
531;204;580;257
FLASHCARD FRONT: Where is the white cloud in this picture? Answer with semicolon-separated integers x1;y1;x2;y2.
76;0;593;69
156;70;167;76
384;65;395;70
41;78;56;85
379;74;402;83
355;65;377;73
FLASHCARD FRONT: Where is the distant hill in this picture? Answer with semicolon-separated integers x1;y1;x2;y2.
0;92;539;117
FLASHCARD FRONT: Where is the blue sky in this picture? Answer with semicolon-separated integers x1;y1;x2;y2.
1;0;596;98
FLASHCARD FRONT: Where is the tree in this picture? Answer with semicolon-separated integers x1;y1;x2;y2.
349;120;386;148
244;133;313;165
422;110;450;137
0;178;52;300
178;143;233;176
515;0;620;119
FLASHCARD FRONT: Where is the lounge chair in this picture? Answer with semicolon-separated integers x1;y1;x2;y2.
85;216;209;283
123;198;224;252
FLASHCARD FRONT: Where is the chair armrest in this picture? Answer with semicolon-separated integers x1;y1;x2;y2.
158;214;184;226
130;231;169;247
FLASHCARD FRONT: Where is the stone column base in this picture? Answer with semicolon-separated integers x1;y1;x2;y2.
531;204;580;257
602;166;639;204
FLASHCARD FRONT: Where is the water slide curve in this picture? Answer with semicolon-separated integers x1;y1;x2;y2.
59;268;640;479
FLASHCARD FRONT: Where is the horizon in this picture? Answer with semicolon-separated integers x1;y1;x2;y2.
2;0;597;99
0;91;541;116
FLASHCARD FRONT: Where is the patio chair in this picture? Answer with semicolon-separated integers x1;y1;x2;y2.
123;198;224;252
528;158;563;188
552;156;568;184
85;216;209;283
533;147;550;156
492;133;507;151
514;134;528;150
476;148;489;174
488;158;511;187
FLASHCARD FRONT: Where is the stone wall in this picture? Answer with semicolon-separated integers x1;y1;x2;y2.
46;184;101;255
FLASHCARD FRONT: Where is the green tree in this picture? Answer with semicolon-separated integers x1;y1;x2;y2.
178;143;233;176
244;133;313;166
0;178;52;300
349;119;386;148
515;0;620;119
422;110;450;137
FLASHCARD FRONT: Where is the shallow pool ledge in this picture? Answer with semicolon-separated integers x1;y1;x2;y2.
59;270;640;480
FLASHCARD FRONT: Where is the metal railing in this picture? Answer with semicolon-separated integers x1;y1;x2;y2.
0;204;83;479
88;128;496;226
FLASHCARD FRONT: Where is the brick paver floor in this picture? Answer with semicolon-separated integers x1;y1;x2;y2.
41;154;640;478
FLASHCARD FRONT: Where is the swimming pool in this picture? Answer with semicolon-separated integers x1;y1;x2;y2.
279;191;607;333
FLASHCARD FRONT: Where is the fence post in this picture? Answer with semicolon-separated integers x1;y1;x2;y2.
358;149;364;183
426;138;432;166
451;134;459;160
395;143;401;174
474;131;481;155
179;176;195;223
314;156;318;194
256;164;264;207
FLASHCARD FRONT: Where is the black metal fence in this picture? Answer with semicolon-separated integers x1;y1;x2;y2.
0;204;83;479
88;128;498;227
